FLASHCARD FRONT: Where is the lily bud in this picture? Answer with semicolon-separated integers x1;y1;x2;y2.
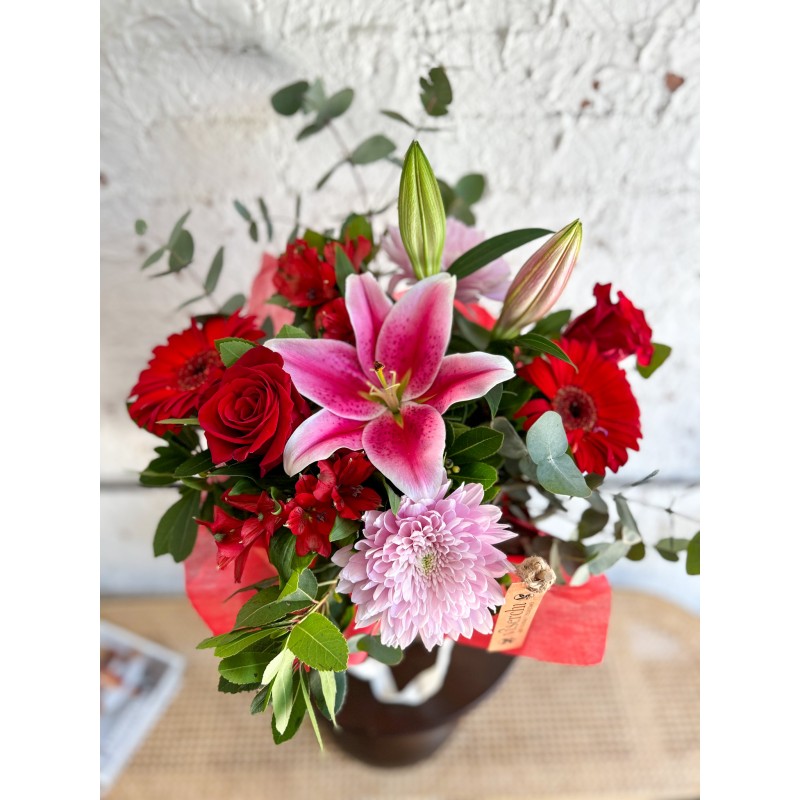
398;140;446;280
492;219;582;340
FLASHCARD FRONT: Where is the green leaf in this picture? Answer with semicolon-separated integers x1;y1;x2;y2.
490;417;528;459
299;671;324;749
455;312;492;349
484;383;504;418
451;462;498;491
167;210;192;248
526;411;591;498
329;516;359;542
578;495;609;539
215;336;257;367
654;537;691;562
262;647;293;688
233;586;281;628
155;417;199;426
235;571;317;628
448;427;504;464
177;293;208;310
272;654;296;734
276;324;311;339
533;309;572;337
356;635;404;666
174;450;214;477
271;80;310;115
168;229;194;272
448;228;552;280
249;221;258;242
198;630;253;650
153;492;200;562
629;469;660;487
341;213;373;245
135;219;147;235
269;530;301;584
613;495;643;545
686;531;700;575
214;629;279;659
419;66;453;116
297;121;326;141
380;109;415;127
218;676;260;694
333;246;356;294
315;160;345;190
637;343;672;379
318;670;339;725
219;649;277;685
398;140;446;280
250;685;271;714
322;87;354;120
626;541;646;561
271;681;305;743
266;293;293;308
454;173;485;204
219;293;246;315
350;134;396;165
514;333;576;369
233;200;253;222
310;669;347;723
258;197;274;241
287;612;349;672
278;568;318;603
383;479;401;514
570;540;630;585
141;247;166;270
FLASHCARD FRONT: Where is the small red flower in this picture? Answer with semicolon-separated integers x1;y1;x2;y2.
128;312;262;436
206;490;287;582
199;346;309;476
274;240;338;308
515;338;642;475
314;297;355;344
564;283;654;367
323;236;371;272
316;451;381;520
285;474;337;557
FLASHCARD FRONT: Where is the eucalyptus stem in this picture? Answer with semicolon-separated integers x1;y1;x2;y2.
327;121;370;210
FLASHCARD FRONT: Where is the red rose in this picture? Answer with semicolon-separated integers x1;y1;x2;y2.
198;347;309;475
314;297;355;344
274;239;338;308
563;283;654;367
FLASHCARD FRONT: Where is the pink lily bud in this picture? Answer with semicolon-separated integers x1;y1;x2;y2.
492;220;582;340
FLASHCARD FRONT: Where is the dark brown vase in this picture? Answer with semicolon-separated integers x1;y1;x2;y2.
323;642;514;767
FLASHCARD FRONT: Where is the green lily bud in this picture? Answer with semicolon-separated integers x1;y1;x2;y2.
493;219;583;340
398;140;446;280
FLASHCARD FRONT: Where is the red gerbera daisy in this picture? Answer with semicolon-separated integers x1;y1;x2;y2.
128;311;263;436
515;338;642;475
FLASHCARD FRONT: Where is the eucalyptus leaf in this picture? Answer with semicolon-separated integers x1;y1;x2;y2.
167;210;192;248
233;200;252;222
419;65;452;116
686;531;700;575
219;293;246;315
271;80;310;116
350;134;396;164
356;635;404;666
570;540;630;584
526;411;591;498
614;495;643;545
135;219;147;235
141;247;166;270
258;197;274;241
454;173;485;204
168;229;194;272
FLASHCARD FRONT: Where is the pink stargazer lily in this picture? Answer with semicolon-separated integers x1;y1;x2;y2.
266;273;514;500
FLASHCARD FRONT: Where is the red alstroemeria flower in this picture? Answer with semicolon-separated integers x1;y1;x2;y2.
285;474;337;557
323;236;372;272
563;283;654;367
128;312;262;436
206;490;286;582
314;297;355;344
274;239;338;308
515;338;642;475
316;451;381;520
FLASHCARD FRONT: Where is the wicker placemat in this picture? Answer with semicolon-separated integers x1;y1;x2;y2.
101;591;699;800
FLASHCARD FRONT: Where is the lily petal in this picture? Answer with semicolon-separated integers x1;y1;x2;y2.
375;273;455;400
362;403;446;500
266;338;381;421
419;352;515;414
283;409;366;475
345;273;393;378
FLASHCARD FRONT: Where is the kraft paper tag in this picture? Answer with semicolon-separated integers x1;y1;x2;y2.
488;582;545;652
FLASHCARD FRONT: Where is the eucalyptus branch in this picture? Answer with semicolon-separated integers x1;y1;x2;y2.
327;121;370;210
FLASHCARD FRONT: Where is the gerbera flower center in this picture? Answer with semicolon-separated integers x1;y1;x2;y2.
177;349;222;391
553;385;598;431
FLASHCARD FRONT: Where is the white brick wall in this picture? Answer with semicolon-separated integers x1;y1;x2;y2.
100;0;699;598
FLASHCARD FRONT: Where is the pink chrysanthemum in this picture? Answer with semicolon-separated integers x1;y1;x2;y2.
332;479;515;650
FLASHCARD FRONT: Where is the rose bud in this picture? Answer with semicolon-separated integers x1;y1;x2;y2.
492;219;583;340
398;140;446;280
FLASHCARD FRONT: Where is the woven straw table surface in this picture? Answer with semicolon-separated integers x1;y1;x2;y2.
101;592;699;800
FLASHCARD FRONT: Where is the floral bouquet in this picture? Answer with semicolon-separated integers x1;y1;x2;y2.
127;68;697;747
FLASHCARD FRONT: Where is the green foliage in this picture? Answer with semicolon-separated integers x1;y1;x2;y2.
153;491;200;562
484;383;504;418
686;531;700;575
269;529;313;584
613;495;643;545
258;197;274;241
513;333;576;368
350;134;396;164
215;336;258;367
218;294;246;315
168;229;194;273
655;537;691;562
578;494;609;538
356;635;404;666
438;173;485;224
310;669;347;722
448;228;552;280
328;516;360;542
174;450;214;477
333;246;356;294
340;214;373;245
276;324;311;339
204;247;224;294
532;309;572;337
570;540;630;585
287;612;349;672
219;648;280;686
526;411;591;498
271;81;310;115
637;343;672;379
448;427;504;464
450;462;498;492
135;219;147;235
420;66;452;116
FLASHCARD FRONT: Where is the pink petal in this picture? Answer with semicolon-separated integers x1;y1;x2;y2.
418;352;515;413
283;409;365;475
345;273;393;378
375;273;455;400
246;253;295;330
266;338;381;421
362;403;446;500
